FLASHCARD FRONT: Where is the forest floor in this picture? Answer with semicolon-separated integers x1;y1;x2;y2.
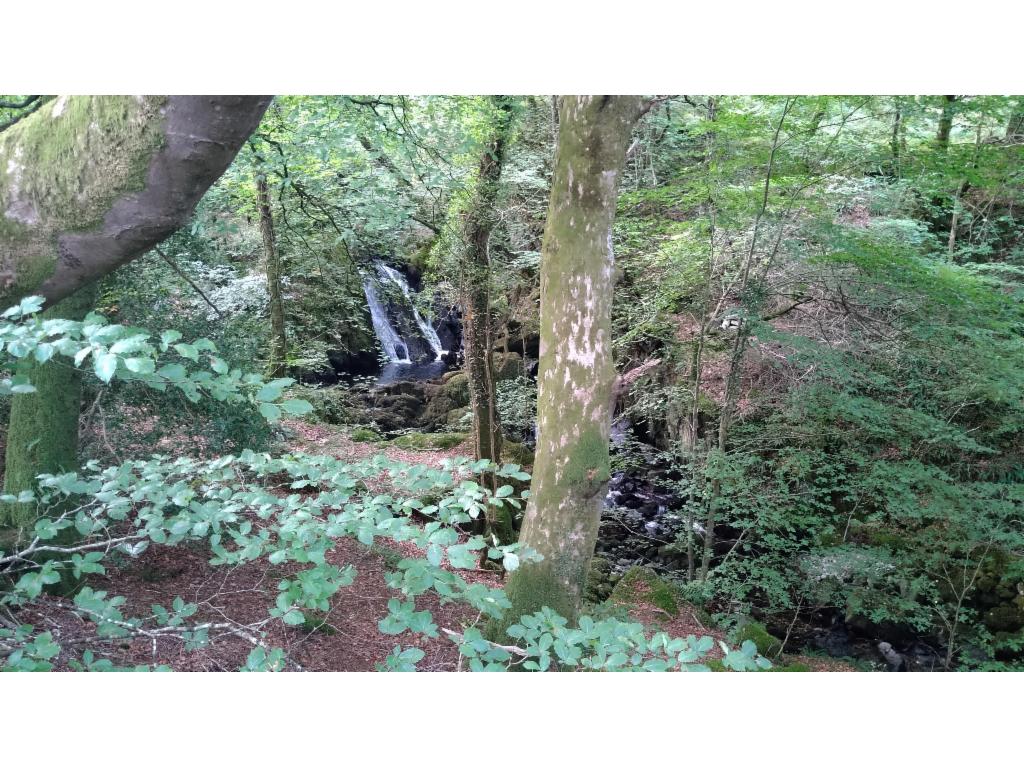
27;420;855;671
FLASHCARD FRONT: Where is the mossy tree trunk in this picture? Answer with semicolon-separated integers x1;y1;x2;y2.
461;97;516;545
1007;102;1024;139
936;95;957;151
257;174;288;378
0;284;97;529
494;96;647;635
0;95;270;309
890;97;903;177
0;95;268;546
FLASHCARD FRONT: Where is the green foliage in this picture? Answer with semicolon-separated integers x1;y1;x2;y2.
350;427;383;443
496;376;537;444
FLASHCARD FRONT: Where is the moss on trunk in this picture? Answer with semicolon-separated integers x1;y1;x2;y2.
489;96;646;641
461;97;516;544
0;95;270;308
0;284;97;530
257;174;288;378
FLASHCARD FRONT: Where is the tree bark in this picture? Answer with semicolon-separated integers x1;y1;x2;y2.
0;95;270;309
257;174;288;378
1006;102;1024;140
461;97;515;546
494;96;646;635
936;95;957;151
0;284;98;529
890;98;903;177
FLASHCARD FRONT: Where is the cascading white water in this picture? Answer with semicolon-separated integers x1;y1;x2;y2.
362;273;411;363
376;263;446;361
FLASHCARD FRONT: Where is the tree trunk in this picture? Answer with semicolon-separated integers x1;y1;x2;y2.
0;96;270;309
257;174;288;378
936;95;957;151
461;97;516;545
494;96;646;635
0;284;97;529
890;98;902;177
1006;100;1024;139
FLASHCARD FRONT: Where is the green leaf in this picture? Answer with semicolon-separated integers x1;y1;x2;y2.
280;399;313;415
124;357;155;374
259;402;282;421
256;384;284;403
93;353;118;383
174;343;199;362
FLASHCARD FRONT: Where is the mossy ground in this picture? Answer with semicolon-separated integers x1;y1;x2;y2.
389;432;468;450
349;427;383;443
732;620;783;657
610;566;681;617
501;440;535;468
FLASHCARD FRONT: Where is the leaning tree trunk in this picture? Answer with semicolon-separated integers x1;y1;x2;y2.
0;285;98;530
256;174;288;378
0;95;270;309
493;96;646;636
0;96;268;545
461;97;516;545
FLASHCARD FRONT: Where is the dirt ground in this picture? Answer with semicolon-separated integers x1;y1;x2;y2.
23;421;855;671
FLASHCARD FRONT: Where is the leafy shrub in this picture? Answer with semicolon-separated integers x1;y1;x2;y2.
496;376;536;443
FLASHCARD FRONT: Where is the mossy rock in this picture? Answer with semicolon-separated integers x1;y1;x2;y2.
584;557;615;604
766;662;812;672
350;427;383;443
492;352;523;381
983;603;1024;633
732;620;783;657
610;566;680;617
440;373;470;408
445;406;472;427
390;432;468;451
502;440;535;468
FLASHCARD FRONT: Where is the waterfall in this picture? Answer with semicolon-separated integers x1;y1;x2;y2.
361;260;447;365
363;273;411;363
375;263;447;361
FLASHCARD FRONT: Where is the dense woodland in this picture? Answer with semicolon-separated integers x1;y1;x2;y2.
1;94;1022;672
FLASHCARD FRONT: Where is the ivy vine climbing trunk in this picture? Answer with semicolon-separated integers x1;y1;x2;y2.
460;97;516;545
0;284;97;530
257;174;288;378
0;95;271;308
493;96;647;635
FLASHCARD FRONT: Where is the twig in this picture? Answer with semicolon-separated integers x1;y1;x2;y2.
153;246;224;318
